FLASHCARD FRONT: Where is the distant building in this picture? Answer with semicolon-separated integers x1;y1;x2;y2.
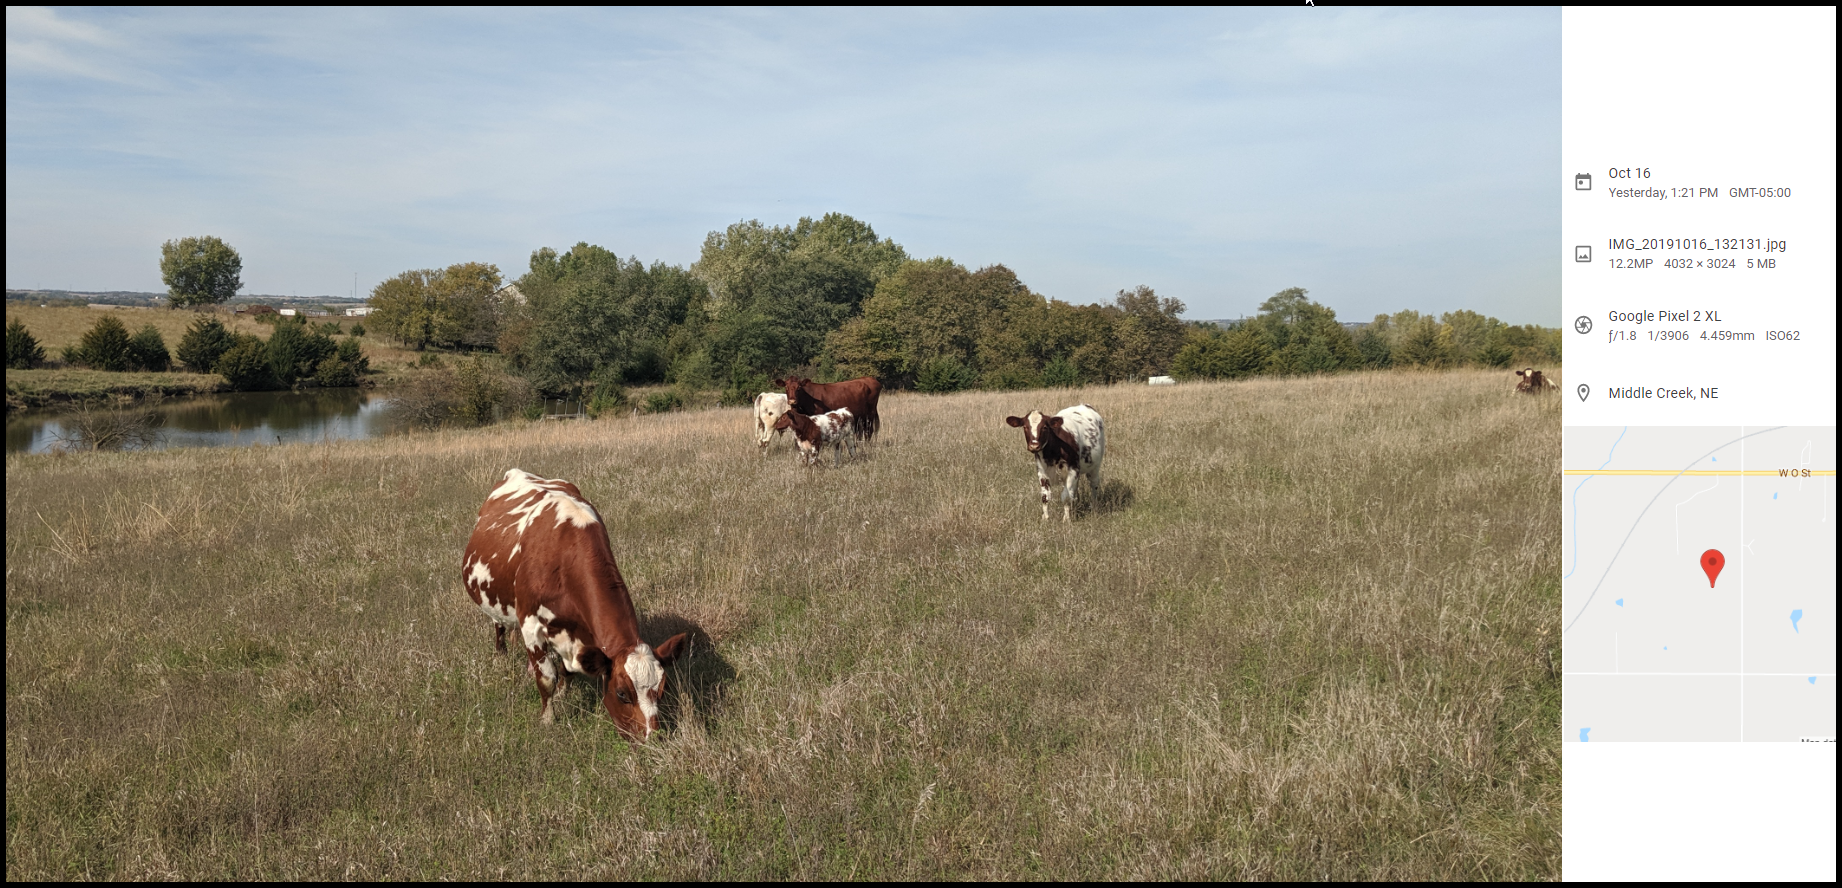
279;308;297;316
344;306;372;317
496;283;525;305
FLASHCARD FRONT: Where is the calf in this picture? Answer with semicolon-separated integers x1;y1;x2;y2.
1514;368;1558;394
462;469;690;739
772;407;857;466
753;392;791;454
1004;405;1106;522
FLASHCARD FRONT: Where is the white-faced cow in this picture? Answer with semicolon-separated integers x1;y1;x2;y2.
462;469;689;739
772;407;857;467
1004;405;1106;522
753;392;791;454
1514;368;1558;394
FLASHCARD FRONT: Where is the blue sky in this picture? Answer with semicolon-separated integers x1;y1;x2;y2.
6;7;1559;323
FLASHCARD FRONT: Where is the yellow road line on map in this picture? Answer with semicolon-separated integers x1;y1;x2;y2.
1562;469;1836;476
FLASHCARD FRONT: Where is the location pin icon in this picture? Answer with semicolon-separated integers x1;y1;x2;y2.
1701;549;1725;587
1577;383;1590;401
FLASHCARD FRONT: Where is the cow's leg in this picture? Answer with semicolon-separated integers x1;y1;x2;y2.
1062;465;1079;522
494;623;508;654
1084;462;1103;510
1037;460;1052;520
530;651;567;725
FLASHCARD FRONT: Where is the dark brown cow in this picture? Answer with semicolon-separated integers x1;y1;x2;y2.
1514;368;1558;394
462;469;688;739
776;376;882;441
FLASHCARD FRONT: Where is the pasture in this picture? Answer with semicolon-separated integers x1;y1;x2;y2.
4;369;1561;879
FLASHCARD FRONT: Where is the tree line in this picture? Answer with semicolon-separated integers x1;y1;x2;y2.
359;212;1557;405
7;216;1561;402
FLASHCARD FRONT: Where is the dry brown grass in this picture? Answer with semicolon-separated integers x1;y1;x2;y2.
2;303;429;378
3;303;272;351
3;369;1561;879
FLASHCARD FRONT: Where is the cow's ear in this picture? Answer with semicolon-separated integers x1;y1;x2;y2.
773;378;786;388
1005;416;1026;427
578;648;611;679
1046;416;1064;430
654;632;691;667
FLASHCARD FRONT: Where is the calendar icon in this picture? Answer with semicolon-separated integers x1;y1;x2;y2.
1575;173;1591;190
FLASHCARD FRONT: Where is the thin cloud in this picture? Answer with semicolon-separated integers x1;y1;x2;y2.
5;8;1558;324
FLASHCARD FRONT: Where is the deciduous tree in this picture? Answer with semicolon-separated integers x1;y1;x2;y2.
160;236;243;307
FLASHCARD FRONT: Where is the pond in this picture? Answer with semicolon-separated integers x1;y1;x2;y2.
5;388;405;455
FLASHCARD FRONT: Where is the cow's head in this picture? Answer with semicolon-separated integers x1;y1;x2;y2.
602;633;690;742
771;412;795;432
1516;368;1537;379
1005;410;1061;454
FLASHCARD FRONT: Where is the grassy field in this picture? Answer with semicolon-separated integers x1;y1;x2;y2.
4;369;1562;879
4;303;274;351
5;368;228;411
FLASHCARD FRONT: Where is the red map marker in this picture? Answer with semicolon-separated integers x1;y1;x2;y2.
1701;549;1726;588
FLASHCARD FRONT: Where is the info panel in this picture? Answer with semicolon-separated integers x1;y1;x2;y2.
1561;6;1835;883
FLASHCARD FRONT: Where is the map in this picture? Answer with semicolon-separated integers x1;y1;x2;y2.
1563;426;1836;741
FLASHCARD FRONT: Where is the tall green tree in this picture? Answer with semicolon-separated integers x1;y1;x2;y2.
1171;325;1271;380
175;316;235;373
1111;285;1187;378
6;318;45;369
368;262;505;351
1251;287;1359;374
160;236;244;307
1393;315;1453;367
509;244;703;394
126;324;171;372
265;316;337;385
76;315;133;371
692;214;908;381
825;259;1020;387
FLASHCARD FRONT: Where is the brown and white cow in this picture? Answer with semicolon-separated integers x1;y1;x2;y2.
1004;404;1106;522
776;376;882;441
1514;368;1558;394
753;392;791;454
772;407;857;466
461;469;689;739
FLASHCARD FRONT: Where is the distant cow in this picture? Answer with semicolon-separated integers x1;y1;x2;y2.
462;469;689;739
753;392;791;454
1004;405;1106;522
773;407;857;467
777;376;882;441
1514;368;1558;394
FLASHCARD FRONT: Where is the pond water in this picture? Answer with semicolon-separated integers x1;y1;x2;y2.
5;389;404;455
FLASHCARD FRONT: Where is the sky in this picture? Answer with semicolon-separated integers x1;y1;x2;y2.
5;7;1560;324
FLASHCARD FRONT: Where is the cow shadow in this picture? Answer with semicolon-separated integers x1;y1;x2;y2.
1088;479;1136;515
639;611;738;730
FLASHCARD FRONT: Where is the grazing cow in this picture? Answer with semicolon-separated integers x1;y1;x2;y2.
461;469;689;739
1004;405;1106;522
1514;368;1558;394
776;376;882;441
773;407;857;466
753;392;791;454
